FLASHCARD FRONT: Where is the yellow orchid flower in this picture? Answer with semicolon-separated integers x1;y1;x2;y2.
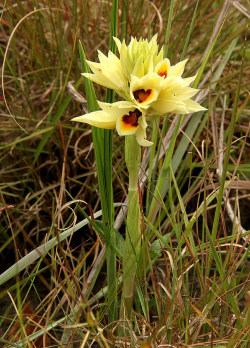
130;73;163;109
149;76;206;116
113;34;163;80
73;35;206;146
82;51;128;97
154;58;188;78
72;101;152;147
128;72;205;117
82;35;163;97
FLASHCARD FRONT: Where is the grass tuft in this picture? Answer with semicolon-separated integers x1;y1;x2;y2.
0;0;249;346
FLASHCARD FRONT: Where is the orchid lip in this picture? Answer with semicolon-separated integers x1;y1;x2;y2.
121;109;142;131
157;69;167;78
133;89;153;103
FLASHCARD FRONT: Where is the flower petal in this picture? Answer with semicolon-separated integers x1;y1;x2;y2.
120;40;133;80
182;74;197;86
174;85;200;100
161;76;184;93
82;72;119;91
135;116;153;147
113;36;122;52
184;99;207;113
155;46;164;66
98;100;134;113
83;51;127;92
132;55;144;78
168;59;188;77
85;60;103;74
72;110;117;129
151;94;187;114
72;101;138;130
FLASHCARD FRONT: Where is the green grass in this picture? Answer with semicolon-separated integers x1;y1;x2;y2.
0;0;249;347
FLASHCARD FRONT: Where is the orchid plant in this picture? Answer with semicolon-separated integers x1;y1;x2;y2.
72;35;205;317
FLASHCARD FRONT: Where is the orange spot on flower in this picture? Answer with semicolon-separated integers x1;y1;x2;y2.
158;69;167;78
121;109;142;131
133;89;152;103
157;63;168;78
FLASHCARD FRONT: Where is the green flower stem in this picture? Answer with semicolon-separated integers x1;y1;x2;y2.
122;135;141;318
106;0;118;325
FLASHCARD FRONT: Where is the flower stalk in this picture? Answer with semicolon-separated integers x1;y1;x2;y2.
122;135;141;318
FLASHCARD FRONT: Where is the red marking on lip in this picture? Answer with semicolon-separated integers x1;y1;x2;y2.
157;69;167;78
133;89;153;103
121;109;142;130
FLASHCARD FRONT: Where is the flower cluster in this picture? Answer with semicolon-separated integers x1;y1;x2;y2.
72;35;206;146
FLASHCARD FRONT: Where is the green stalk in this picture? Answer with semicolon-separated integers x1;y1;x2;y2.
121;0;128;40
122;135;141;318
164;0;175;57
79;33;117;323
105;0;118;324
104;0;118;324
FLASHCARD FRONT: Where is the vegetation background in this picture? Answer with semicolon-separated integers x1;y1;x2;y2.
0;0;249;347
